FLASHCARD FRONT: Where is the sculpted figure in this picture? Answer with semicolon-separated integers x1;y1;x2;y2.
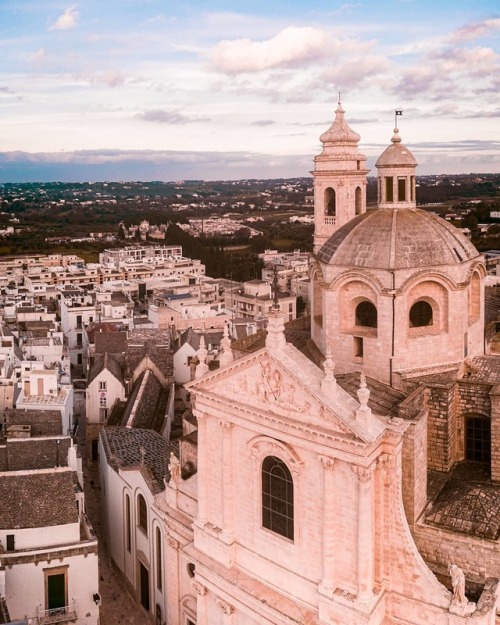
448;563;476;616
168;451;181;484
449;564;466;607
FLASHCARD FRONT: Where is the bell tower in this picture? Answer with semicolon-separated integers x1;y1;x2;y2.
313;97;369;253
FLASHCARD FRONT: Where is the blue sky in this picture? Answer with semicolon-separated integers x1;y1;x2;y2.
0;0;499;181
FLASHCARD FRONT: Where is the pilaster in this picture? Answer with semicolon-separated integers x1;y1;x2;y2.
318;455;337;596
352;463;376;603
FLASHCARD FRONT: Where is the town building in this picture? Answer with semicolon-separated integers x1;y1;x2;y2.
0;409;99;625
226;279;297;323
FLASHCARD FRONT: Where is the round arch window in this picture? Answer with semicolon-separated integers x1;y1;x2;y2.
355;301;377;328
325;187;336;216
409;300;433;327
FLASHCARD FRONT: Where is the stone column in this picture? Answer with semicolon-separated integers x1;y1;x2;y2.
193;580;208;625
318;455;336;596
215;597;235;625
219;420;235;542
353;464;375;603
195;412;208;526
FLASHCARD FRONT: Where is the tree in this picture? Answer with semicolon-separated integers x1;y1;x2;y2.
117;223;127;240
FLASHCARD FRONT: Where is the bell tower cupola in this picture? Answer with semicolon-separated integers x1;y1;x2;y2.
375;126;417;209
313;97;369;253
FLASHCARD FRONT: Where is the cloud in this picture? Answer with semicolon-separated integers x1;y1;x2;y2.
458;109;500;119
50;6;79;31
448;18;500;44
208;26;332;74
338;3;362;11
251;120;275;127
28;48;47;65
391;44;499;100
74;70;127;88
431;46;499;77
135;110;211;124
320;56;391;88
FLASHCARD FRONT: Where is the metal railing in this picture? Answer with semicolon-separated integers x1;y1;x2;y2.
37;600;77;625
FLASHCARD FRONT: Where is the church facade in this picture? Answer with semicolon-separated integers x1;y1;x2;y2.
104;105;500;624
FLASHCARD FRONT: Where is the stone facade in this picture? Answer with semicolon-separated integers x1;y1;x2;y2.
98;107;500;625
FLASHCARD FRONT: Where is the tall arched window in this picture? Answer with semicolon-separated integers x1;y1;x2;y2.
125;493;131;552
313;273;323;328
155;527;162;591
355;301;377;328
409;300;433;327
355;186;362;215
262;456;294;540
138;494;148;535
325;188;336;216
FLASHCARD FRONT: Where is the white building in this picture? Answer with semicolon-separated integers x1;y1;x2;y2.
59;288;96;368
0;417;99;625
15;364;74;436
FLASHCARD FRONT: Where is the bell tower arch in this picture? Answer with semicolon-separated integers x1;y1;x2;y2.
313;98;369;253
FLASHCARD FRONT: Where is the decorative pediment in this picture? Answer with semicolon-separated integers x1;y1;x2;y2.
190;350;360;439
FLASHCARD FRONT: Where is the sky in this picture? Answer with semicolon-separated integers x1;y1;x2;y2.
0;0;499;182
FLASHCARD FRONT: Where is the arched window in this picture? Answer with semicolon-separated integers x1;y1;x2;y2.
138;494;148;535
409;300;433;327
466;415;490;464
355;186;362;215
325;188;336;216
155;527;162;591
355;301;377;328
262;456;294;540
125;493;131;552
313;274;323;328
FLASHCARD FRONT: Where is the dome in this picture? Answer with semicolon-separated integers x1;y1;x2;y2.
316;208;480;270
319;102;361;145
375;128;417;168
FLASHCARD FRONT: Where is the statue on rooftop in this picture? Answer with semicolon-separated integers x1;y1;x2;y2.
168;451;181;485
448;564;476;616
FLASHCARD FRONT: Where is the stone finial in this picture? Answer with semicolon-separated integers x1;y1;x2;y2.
266;306;286;351
219;323;233;367
195;335;209;379
321;347;337;395
448;564;476;616
356;372;371;422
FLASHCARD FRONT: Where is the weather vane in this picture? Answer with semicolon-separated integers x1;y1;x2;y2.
395;108;403;129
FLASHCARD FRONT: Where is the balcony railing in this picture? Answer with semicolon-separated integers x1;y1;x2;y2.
37;600;77;625
324;216;337;226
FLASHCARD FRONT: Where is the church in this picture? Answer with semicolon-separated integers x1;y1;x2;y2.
103;103;500;625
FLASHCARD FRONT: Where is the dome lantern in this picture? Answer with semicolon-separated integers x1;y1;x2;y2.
376;126;417;209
